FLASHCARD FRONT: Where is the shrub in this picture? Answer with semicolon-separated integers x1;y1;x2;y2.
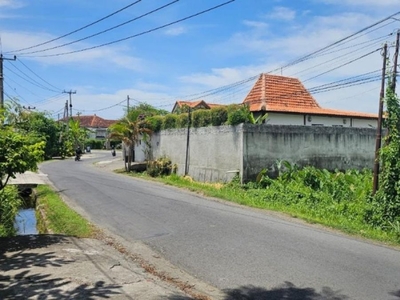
86;139;105;149
163;114;179;130
147;115;164;132
147;157;177;177
177;113;189;128
210;107;228;126
227;104;250;125
192;109;211;128
0;185;22;237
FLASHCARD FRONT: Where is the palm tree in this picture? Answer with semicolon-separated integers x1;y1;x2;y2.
108;110;152;171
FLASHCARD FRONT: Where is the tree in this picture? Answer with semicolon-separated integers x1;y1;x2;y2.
0;108;45;191
108;109;152;171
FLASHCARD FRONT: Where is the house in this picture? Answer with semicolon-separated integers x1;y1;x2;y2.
171;100;224;113
64;114;117;139
243;73;378;128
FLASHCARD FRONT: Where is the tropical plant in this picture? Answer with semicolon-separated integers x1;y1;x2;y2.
108;109;152;171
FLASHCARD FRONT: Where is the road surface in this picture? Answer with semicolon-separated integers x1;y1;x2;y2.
40;150;400;300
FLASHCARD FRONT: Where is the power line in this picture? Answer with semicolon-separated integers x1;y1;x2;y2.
24;0;236;58
4;61;60;93
17;0;179;56
18;59;62;92
5;0;143;54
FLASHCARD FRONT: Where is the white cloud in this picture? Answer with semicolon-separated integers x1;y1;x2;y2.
164;26;187;36
319;0;399;6
2;30;145;71
243;20;269;29
0;0;24;8
265;6;296;21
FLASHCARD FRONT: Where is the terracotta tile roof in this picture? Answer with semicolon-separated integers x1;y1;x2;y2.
243;73;377;119
60;114;117;128
172;100;224;112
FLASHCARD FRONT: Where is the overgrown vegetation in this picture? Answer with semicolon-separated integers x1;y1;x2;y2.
36;185;94;237
0;186;22;237
146;157;177;177
367;86;400;236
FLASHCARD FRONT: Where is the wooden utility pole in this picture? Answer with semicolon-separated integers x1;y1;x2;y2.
372;43;388;195
127;95;130;113
0;54;16;109
391;30;400;92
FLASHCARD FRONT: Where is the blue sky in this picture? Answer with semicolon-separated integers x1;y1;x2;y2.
0;0;399;120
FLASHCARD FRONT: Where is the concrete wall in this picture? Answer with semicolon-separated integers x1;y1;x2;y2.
150;124;376;183
243;124;376;181
151;126;243;182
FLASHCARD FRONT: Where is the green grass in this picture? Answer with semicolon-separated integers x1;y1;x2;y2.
36;185;95;237
122;171;400;246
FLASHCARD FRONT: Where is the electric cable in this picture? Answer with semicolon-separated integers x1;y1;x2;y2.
18;59;62;92
23;0;236;58
17;0;179;56
5;0;143;54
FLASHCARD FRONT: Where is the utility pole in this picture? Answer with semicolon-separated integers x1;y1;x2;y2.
63;90;76;118
184;107;192;176
0;54;16;109
372;43;388;195
391;30;400;93
127;95;130;114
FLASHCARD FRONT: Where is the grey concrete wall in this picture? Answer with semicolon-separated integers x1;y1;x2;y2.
151;125;243;182
243;124;376;181
151;124;377;183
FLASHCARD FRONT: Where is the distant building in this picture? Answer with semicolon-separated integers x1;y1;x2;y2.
61;114;117;139
171;100;224;113
243;73;378;128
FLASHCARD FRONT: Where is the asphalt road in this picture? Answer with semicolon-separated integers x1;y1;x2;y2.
40;150;400;300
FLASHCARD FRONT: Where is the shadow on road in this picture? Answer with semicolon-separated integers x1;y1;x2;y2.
390;290;400;298
0;235;122;299
222;282;350;299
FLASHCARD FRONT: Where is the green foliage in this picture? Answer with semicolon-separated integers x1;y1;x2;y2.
368;87;400;229
0;185;22;237
85;139;105;149
192;109;211;128
162;114;179;130
210;106;228;126
146;157;177;177
147;115;164;132
177;113;189;128
0;124;45;190
227;104;251;125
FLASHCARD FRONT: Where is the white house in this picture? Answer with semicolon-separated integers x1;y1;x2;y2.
244;73;378;128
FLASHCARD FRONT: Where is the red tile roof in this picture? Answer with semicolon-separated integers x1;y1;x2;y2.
172;100;224;112
243;73;377;119
60;114;117;128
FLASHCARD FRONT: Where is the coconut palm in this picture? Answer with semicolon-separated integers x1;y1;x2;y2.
108;110;152;171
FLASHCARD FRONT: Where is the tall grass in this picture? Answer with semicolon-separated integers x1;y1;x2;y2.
0;185;22;237
36;185;94;237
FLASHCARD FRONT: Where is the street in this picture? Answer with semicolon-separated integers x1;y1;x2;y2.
40;150;400;300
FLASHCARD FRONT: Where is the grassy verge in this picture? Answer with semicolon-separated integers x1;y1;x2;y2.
36;185;95;237
121;171;400;246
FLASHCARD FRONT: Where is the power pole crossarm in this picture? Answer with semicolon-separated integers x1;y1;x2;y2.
63;90;77;118
0;54;17;109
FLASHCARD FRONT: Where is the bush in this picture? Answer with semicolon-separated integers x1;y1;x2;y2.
227;104;250;125
177;113;189;128
86;139;105;149
0;185;22;237
147;157;177;177
147;115;164;132
192;109;211;128
163;114;179;130
210;107;228;126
